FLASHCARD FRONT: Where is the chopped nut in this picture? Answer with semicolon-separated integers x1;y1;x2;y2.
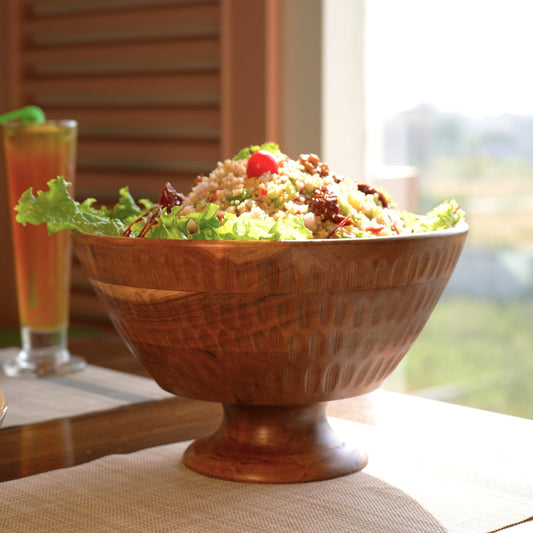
304;212;318;231
299;153;330;177
186;218;198;233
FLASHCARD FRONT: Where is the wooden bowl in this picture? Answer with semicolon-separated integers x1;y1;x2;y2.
73;223;468;483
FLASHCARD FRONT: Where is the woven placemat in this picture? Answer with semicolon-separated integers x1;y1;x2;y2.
0;347;172;427
1;415;532;533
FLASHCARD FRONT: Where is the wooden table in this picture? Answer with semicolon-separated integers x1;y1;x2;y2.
0;334;224;482
0;333;382;482
1;334;531;532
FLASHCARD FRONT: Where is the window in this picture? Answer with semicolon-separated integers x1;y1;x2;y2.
366;0;533;418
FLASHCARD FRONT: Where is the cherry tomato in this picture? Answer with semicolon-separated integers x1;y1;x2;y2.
246;150;279;177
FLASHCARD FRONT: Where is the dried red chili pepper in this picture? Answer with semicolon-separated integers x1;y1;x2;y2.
159;182;184;213
311;186;344;223
327;215;353;238
367;225;385;235
357;184;389;208
122;205;162;237
123;182;183;237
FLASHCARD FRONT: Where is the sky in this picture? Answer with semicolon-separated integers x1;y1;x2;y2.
366;0;533;117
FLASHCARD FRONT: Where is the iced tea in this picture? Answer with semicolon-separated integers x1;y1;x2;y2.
4;121;77;330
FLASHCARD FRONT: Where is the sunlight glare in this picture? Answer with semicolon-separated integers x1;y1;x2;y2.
366;0;533;116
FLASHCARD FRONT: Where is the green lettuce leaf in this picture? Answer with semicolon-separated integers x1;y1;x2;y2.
410;199;465;232
148;203;221;240
149;204;312;241
97;186;154;225
15;177;126;236
215;213;311;241
14;177;463;242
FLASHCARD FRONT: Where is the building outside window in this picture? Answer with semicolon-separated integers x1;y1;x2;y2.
366;0;533;418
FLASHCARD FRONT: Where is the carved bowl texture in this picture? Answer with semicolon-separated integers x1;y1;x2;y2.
73;224;468;406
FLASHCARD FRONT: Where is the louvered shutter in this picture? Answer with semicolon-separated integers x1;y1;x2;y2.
17;0;221;325
1;0;279;327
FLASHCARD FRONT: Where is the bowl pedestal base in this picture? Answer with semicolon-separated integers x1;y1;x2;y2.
183;402;367;483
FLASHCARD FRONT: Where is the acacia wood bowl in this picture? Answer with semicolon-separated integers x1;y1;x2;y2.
73;223;468;483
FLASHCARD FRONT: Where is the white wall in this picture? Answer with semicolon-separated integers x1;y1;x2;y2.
280;0;366;179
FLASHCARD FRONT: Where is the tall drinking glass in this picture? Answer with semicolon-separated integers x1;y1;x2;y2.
2;120;86;377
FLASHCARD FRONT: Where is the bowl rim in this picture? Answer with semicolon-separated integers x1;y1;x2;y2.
72;221;468;247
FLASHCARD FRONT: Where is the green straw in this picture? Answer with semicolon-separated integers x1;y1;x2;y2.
0;105;46;124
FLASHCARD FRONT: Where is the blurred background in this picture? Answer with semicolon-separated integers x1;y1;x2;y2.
367;0;533;419
1;0;531;418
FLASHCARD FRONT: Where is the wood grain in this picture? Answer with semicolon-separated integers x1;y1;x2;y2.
72;225;468;482
0;397;222;482
183;403;367;483
0;335;222;482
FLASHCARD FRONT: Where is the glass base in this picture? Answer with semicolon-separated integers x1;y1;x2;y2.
2;352;86;377
2;326;86;378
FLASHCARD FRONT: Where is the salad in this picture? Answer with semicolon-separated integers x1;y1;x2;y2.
15;143;465;241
